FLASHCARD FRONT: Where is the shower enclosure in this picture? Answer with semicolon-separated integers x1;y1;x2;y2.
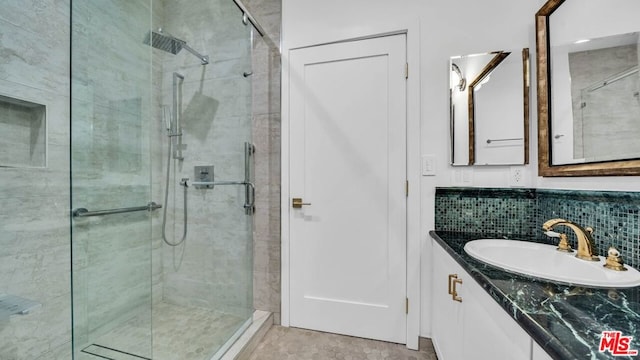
575;65;640;161
70;0;259;359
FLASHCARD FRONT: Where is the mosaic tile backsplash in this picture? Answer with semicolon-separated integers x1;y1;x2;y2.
435;187;640;269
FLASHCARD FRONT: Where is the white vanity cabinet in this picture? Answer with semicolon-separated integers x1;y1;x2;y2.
432;240;534;360
533;342;555;360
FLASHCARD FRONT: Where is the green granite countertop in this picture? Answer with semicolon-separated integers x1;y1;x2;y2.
431;231;640;360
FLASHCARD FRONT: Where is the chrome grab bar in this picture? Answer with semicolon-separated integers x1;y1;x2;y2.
190;181;255;214
189;142;256;215
72;202;162;218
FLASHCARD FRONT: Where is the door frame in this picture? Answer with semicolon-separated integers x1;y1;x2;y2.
281;20;422;350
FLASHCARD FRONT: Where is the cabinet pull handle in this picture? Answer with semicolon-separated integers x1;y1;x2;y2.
452;278;463;302
448;274;457;295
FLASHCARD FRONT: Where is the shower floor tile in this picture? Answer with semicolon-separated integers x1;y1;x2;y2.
151;302;246;360
82;302;246;360
247;326;439;360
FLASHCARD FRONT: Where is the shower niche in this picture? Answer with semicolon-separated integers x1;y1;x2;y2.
0;94;46;168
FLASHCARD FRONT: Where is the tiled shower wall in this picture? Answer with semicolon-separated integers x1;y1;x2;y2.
71;2;155;356
244;0;282;323
150;0;282;321
569;44;640;160
0;0;72;359
152;0;254;318
435;187;640;269
0;2;281;360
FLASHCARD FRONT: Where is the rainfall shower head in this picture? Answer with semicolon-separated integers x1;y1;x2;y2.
145;29;185;54
144;28;209;65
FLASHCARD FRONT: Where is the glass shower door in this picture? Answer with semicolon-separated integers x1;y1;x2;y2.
71;0;256;358
70;1;154;359
152;0;255;359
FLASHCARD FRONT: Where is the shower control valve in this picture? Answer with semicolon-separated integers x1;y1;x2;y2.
193;166;215;189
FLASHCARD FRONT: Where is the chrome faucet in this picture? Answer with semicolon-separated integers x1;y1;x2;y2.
542;218;599;261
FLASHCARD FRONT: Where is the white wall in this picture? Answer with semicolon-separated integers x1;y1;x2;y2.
282;0;640;340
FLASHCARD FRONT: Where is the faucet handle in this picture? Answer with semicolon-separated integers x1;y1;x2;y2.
603;246;627;271
556;233;573;253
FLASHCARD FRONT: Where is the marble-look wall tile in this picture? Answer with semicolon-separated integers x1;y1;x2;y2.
252;65;282;116
247;0;282;323
0;5;69;95
0;2;72;358
150;0;167;309
0;97;46;168
69;0;155;356
154;0;282;322
3;1;281;358
156;0;255;319
569;44;640;161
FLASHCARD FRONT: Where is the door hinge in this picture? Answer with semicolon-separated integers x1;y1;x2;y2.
405;180;409;197
406;298;409;314
405;63;409;79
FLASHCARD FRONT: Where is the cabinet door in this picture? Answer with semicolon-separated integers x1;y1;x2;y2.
461;273;531;360
432;240;533;360
431;242;464;360
532;342;554;360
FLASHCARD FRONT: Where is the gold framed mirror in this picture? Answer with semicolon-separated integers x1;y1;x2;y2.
536;0;640;176
450;49;530;166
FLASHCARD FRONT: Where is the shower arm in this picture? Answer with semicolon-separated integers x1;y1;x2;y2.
181;43;209;65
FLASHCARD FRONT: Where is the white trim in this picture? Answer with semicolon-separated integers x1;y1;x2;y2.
405;18;422;351
281;18;422;350
281;41;292;327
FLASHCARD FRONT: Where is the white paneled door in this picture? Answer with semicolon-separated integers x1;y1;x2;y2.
288;34;407;344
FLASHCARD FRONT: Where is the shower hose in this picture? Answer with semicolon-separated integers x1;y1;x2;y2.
161;135;188;247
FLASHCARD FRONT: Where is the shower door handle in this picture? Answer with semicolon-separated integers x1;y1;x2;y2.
244;182;255;215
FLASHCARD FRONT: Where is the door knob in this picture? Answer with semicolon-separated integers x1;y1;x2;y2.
292;197;311;208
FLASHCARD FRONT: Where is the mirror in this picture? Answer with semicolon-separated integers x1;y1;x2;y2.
536;0;640;176
450;49;530;166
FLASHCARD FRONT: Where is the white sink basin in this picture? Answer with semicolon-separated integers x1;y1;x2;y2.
464;239;640;288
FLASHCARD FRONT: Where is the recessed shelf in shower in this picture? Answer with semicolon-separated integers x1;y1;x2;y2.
0;294;41;317
0;94;46;168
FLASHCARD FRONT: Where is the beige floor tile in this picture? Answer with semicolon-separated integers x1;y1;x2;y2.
247;326;438;360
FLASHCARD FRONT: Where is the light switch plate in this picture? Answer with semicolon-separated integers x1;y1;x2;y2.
422;155;436;176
